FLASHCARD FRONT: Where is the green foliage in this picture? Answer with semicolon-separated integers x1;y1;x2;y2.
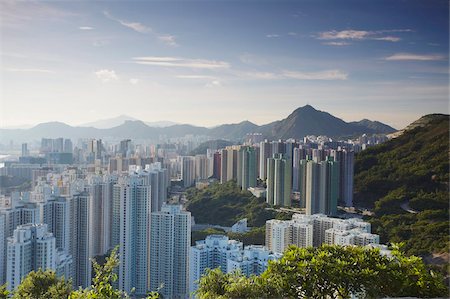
12;269;72;299
70;247;125;299
0;284;9;299
192;227;266;247
196;245;449;299
228;227;265;246
186;181;282;227
354;115;450;259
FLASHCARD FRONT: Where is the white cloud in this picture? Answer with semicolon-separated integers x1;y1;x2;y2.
103;11;152;33
133;56;230;69
318;30;370;40
158;34;178;47
322;41;351;46
384;53;446;61
317;29;403;42
372;36;400;42
287;32;297;36
129;78;140;85
95;69;118;82
241;72;278;80
79;26;93;30
5;68;54;73
282;70;348;80
266;34;280;38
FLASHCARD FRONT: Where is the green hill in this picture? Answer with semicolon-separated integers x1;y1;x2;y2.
189;139;234;155
354;114;449;258
185;180;291;227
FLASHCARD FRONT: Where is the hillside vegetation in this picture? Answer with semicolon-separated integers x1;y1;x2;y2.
186;180;291;227
354;114;449;257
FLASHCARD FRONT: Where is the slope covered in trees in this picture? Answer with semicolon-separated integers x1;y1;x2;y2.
186;181;291;227
354;114;449;258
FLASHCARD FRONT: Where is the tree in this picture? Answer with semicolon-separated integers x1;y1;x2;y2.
12;269;72;299
0;284;9;299
69;247;160;299
69;247;127;299
195;245;448;299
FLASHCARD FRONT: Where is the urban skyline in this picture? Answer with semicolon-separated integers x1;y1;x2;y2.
1;1;448;129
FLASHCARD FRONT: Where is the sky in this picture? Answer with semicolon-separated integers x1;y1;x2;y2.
0;0;448;130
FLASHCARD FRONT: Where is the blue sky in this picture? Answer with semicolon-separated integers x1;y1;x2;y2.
1;0;448;129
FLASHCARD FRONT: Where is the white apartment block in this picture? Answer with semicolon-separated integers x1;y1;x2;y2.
150;204;191;299
266;214;379;254
6;224;56;291
190;235;280;296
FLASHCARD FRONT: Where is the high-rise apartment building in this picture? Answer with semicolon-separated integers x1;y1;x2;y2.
6;224;56;291
266;154;292;207
70;192;91;288
259;140;272;180
150;204;191;299
181;156;195;188
266;214;378;254
330;150;354;207
237;146;257;190
190;235;242;294
113;175;151;296
301;158;339;216
190;235;279;295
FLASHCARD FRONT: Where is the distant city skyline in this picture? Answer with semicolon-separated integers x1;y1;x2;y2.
1;0;448;129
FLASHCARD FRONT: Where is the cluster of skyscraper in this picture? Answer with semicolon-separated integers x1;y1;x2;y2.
0;134;365;298
0;162;196;298
179;139;354;216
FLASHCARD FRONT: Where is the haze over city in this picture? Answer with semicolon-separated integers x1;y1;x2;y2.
1;0;448;129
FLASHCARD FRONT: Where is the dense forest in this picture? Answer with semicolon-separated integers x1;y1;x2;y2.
354;114;449;260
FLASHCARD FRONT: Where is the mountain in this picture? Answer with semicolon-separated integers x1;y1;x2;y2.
350;119;396;134
0;105;396;142
209;121;259;140
261;105;387;139
80;115;138;129
354;113;449;260
80;115;178;129
190;140;235;155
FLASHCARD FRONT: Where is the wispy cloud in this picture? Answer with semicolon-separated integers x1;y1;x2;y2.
317;29;408;42
282;70;348;80
237;69;348;81
79;26;93;30
158;35;178;47
133;56;230;69
103;11;178;46
384;53;446;61
372;36;400;42
4;68;54;73
95;69;119;82
322;41;351;46
1;1;77;28
266;34;280;38
103;11;151;33
129;78;140;85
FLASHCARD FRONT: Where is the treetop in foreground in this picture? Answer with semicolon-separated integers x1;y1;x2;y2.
196;244;448;299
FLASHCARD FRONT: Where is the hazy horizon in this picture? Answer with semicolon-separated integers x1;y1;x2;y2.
1;0;448;129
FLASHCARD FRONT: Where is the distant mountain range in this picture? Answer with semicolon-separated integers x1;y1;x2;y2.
0;105;397;142
79;115;178;129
